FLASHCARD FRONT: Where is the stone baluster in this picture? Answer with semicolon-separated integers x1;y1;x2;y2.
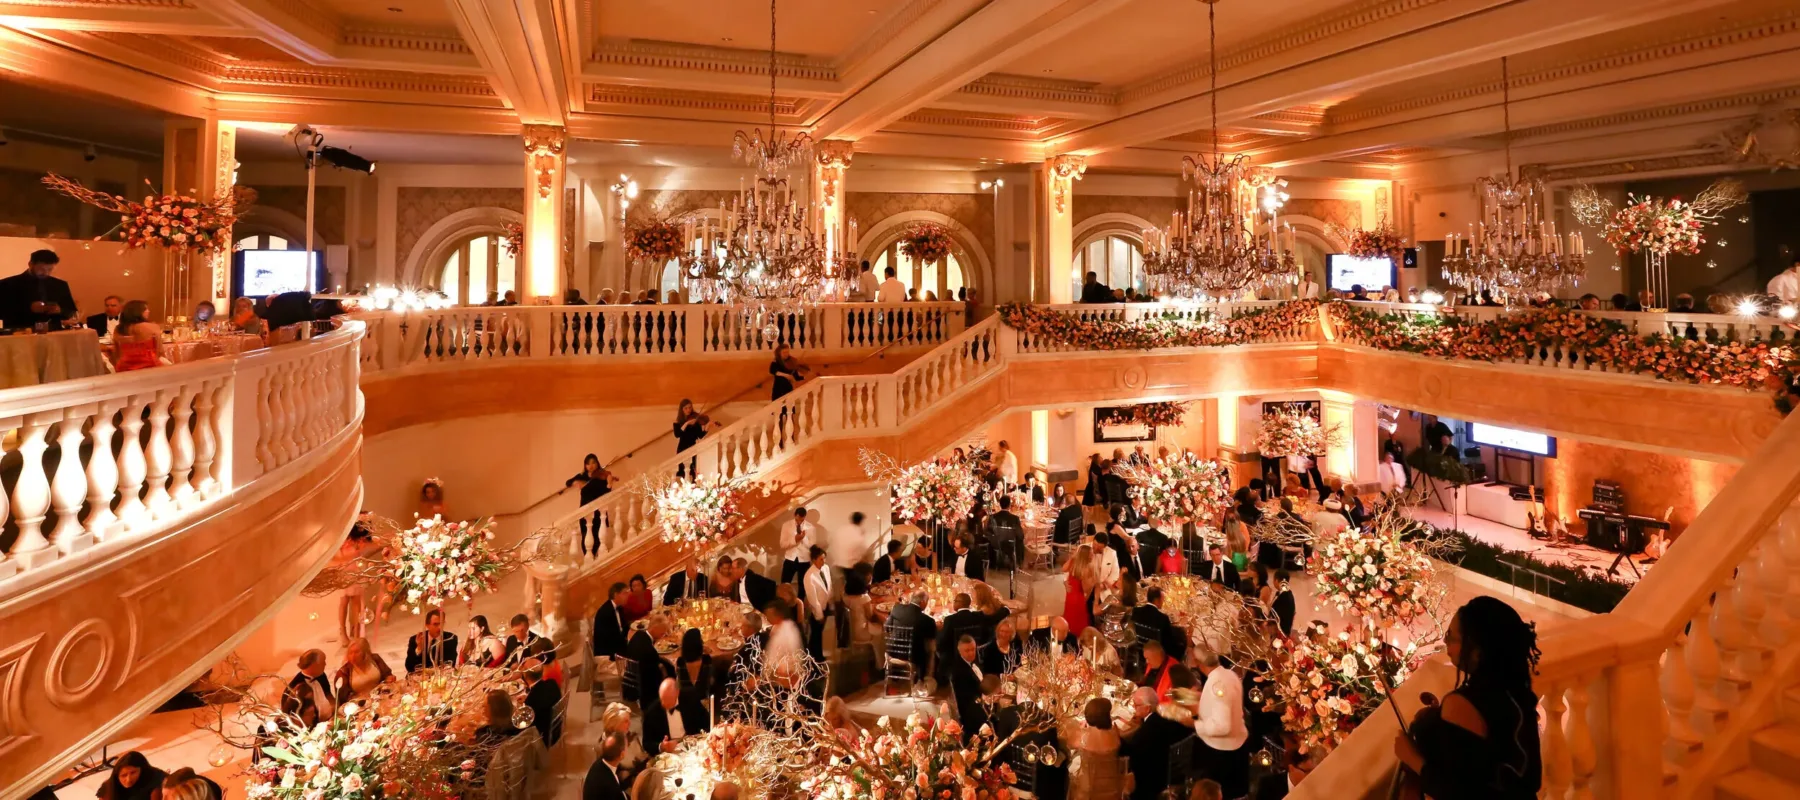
272;365;296;465
1686;608;1725;736
253;372;276;472
1730;544;1770;675
143;389;175;519
49;405;93;554
1542;681;1572;799
1710;571;1755;687
115;395;151;529
1661;633;1701;764
10;412;58;570
168;384;198;509
1777;507;1800;626
1566;680;1597;800
84;400;122;540
0;418;11;578
191;383;219;498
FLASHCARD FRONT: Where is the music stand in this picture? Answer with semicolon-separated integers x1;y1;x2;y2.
1606;523;1645;579
1607;548;1643;579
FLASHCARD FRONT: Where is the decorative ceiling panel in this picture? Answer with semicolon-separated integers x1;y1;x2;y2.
593;0;904;59
584;82;806;117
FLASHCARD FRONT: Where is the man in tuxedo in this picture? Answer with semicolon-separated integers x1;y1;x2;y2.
662;559;708;605
1053;493;1084;547
733;558;778;610
801;546;835;662
643;678;709;755
504;613;556;666
0;250;78;329
936;593;984;681
591;582;630;658
1201;545;1239;588
582;734;627;800
946;635;988;740
872;539;902;585
282;649;336;728
1028;615;1079;658
986;496;1024;576
523;665;563;746
1121;686;1194;800
85;295;123;338
951;535;985;582
778;506;816;586
404;609;458;673
1131;587;1178;657
1079;271;1114;304
884;589;937;677
625;618;674;712
1134;640;1194;702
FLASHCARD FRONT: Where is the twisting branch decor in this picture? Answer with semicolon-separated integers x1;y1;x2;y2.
43;174;255;252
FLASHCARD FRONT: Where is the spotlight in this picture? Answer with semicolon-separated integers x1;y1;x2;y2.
317;145;375;173
1419;290;1444;305
1780;305;1796;321
1736;297;1761;317
979;178;1006;191
83;144;97;162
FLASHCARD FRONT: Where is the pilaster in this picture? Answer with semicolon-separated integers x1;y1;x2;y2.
1038;155;1086;304
521;124;568;303
815;140;855;279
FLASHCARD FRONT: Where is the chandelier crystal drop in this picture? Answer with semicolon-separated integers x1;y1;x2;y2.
1142;0;1297;300
1442;57;1585;299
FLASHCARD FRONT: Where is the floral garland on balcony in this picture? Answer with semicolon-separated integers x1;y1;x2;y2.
42;174;254;252
898;221;956;264
1097;401;1191;428
995;299;1320;349
1256;407;1342;458
626;220;686;262
647;473;772;554
1324;301;1800;411
1115;450;1233;524
861;448;980;528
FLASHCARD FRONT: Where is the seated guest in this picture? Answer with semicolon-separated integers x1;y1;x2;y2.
283;649;336;728
229;296;266;336
674;628;713;708
333;637;392;704
842;562;882;654
622;574;655;624
732;558;778;610
592;582;630;659
872;539;902;584
823;696;860;739
951;535;985;582
194;300;216;323
642;678;708;755
1078;627;1120;673
979;617;1023;675
111;300;163;372
1069;698;1127;800
973;583;1010;643
86;295;123;338
1136;523;1169;577
662;559;708;605
709;556;738;597
405;609;458;672
523;665;563;746
937;593;985;676
1029;615;1079;658
503;613;556;666
625;618;675;711
906;533;935;573
96;751;165;800
1131;587;1178;658
161;768;222;800
1054;492;1085;546
719;610;768;716
947;635;987;738
1122;687;1192;800
473;689;521;749
1200;545;1239;588
583;733;628;800
884;590;937;677
1134;641;1193;703
527;637;565;687
460;615;507;667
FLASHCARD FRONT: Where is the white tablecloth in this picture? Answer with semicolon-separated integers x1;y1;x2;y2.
166;333;266;364
0;329;108;388
1466;482;1531;530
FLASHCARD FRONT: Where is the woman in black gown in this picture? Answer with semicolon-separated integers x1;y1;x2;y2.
565;453;614;555
673;398;713;479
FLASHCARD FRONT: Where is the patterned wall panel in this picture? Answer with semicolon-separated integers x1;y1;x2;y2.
243;185;346;245
845;192;995;257
395;187;524;267
1072;194;1182;230
0;168;83;237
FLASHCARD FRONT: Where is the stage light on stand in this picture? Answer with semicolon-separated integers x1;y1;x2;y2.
317;145;375;174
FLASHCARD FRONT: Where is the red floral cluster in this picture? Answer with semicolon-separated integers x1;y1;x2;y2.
996;300;1320;349
898;222;955;264
626;220;685;262
501;221;524;258
1326;301;1800;409
1101;401;1189;428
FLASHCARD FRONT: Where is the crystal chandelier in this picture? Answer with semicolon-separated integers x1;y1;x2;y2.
1442;57;1585;300
1142;0;1296;300
682;0;849;316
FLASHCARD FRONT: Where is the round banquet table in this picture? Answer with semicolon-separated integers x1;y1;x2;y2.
868;572;1025;620
166;332;266;364
0;329;107;389
640;596;756;662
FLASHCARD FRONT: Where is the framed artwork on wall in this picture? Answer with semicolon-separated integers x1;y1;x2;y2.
1094;406;1155;442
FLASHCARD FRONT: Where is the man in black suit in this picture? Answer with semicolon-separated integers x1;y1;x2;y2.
625;618;674;712
732;558;778;610
642;678;709;755
719;610;767;719
1131;587;1178;657
884;589;937;676
1027;615;1079;658
523;664;563;746
1079;271;1114;304
404;609;458;673
1053;493;1084;546
936;593;984;680
85;295;123;338
591;582;629;658
986;496;1024;575
1102;461;1129;508
946;635;988;740
504;613;556;666
1121;686;1195;800
0;250;78;329
872;539;902;585
662;559;708;605
1200;545;1239;588
950;535;985;582
583;734;627;800
281;649;336;728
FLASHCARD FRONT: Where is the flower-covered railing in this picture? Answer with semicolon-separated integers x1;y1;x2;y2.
352;302;965;372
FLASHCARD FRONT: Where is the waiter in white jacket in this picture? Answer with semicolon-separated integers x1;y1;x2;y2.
802;546;834;663
1193;649;1249;798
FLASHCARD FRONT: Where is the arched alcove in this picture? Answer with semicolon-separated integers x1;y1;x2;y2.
856;210;993;300
400;206;524;290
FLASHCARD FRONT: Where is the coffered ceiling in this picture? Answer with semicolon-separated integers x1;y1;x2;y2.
0;0;1793;177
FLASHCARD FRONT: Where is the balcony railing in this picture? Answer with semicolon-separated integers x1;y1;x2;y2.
1355;300;1792;343
353;301;966;373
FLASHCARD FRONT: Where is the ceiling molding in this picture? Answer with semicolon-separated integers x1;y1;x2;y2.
587;37;836;83
338;24;473;57
584;83;806;119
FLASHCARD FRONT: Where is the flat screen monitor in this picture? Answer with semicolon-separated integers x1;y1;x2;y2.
1327;254;1396;292
1469;422;1556;457
239;250;318;296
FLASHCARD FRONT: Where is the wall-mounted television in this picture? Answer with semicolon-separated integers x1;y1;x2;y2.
1327;254;1396;291
235;250;321;297
1469;422;1556;457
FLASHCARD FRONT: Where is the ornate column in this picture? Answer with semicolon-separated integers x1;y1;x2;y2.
524;558;576;659
521;125;568;304
162;119;237;314
1319;389;1378;486
815;140;855;262
1037;154;1086;303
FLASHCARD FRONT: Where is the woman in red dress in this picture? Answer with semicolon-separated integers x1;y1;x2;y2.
110;300;161;372
1063;544;1096;635
622;574;655;625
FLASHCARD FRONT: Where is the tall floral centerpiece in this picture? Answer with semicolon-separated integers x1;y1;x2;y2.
802;713;1018;800
898;222;955;267
861;449;979;537
1115;451;1232;525
1312;521;1440;628
1328;220;1408;267
647;473;771;554
1256;407;1339;458
1570;178;1747;308
1258;622;1426;755
300;515;535;620
626;220;686;265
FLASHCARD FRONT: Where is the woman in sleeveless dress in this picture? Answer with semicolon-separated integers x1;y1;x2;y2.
459;615;506;667
110;300;161;372
1063;545;1096;635
334;637;392;704
417;478;445;519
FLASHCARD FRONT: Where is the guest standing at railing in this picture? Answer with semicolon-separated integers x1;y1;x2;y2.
1770;259;1800;305
1393;596;1542;800
1080;271;1113;303
109;300;163;372
877;267;907;303
852;260;878;301
769;343;810;400
566;454;615;556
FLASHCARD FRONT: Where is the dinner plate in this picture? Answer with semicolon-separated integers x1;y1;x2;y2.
655;640;679;654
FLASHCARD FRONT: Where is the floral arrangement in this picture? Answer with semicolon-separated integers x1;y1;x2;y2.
1114;450;1232;524
1098;401;1190;428
802;712;1018;800
897;222;955;265
1570;178;1746;257
626;220;686;262
1009;648;1130;723
1256;407;1340;458
501;221;524;258
862;449;980;527
1329;221;1408;266
656;722;778;800
1257;622;1425;755
1312;522;1438;627
996;299;1319;350
247;701;403;800
1324;301;1800;411
648;473;771;554
42;174;254;252
389;516;509;614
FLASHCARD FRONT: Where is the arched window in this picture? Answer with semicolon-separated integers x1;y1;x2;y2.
1070;234;1145;299
435;234;517;306
235;234;292;251
868;241;965;302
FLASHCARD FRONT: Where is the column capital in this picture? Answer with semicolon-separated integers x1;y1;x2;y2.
1047;154;1087;215
815;139;855;168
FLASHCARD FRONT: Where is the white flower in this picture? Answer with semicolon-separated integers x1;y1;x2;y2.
280;769;297;789
310;769;333;789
